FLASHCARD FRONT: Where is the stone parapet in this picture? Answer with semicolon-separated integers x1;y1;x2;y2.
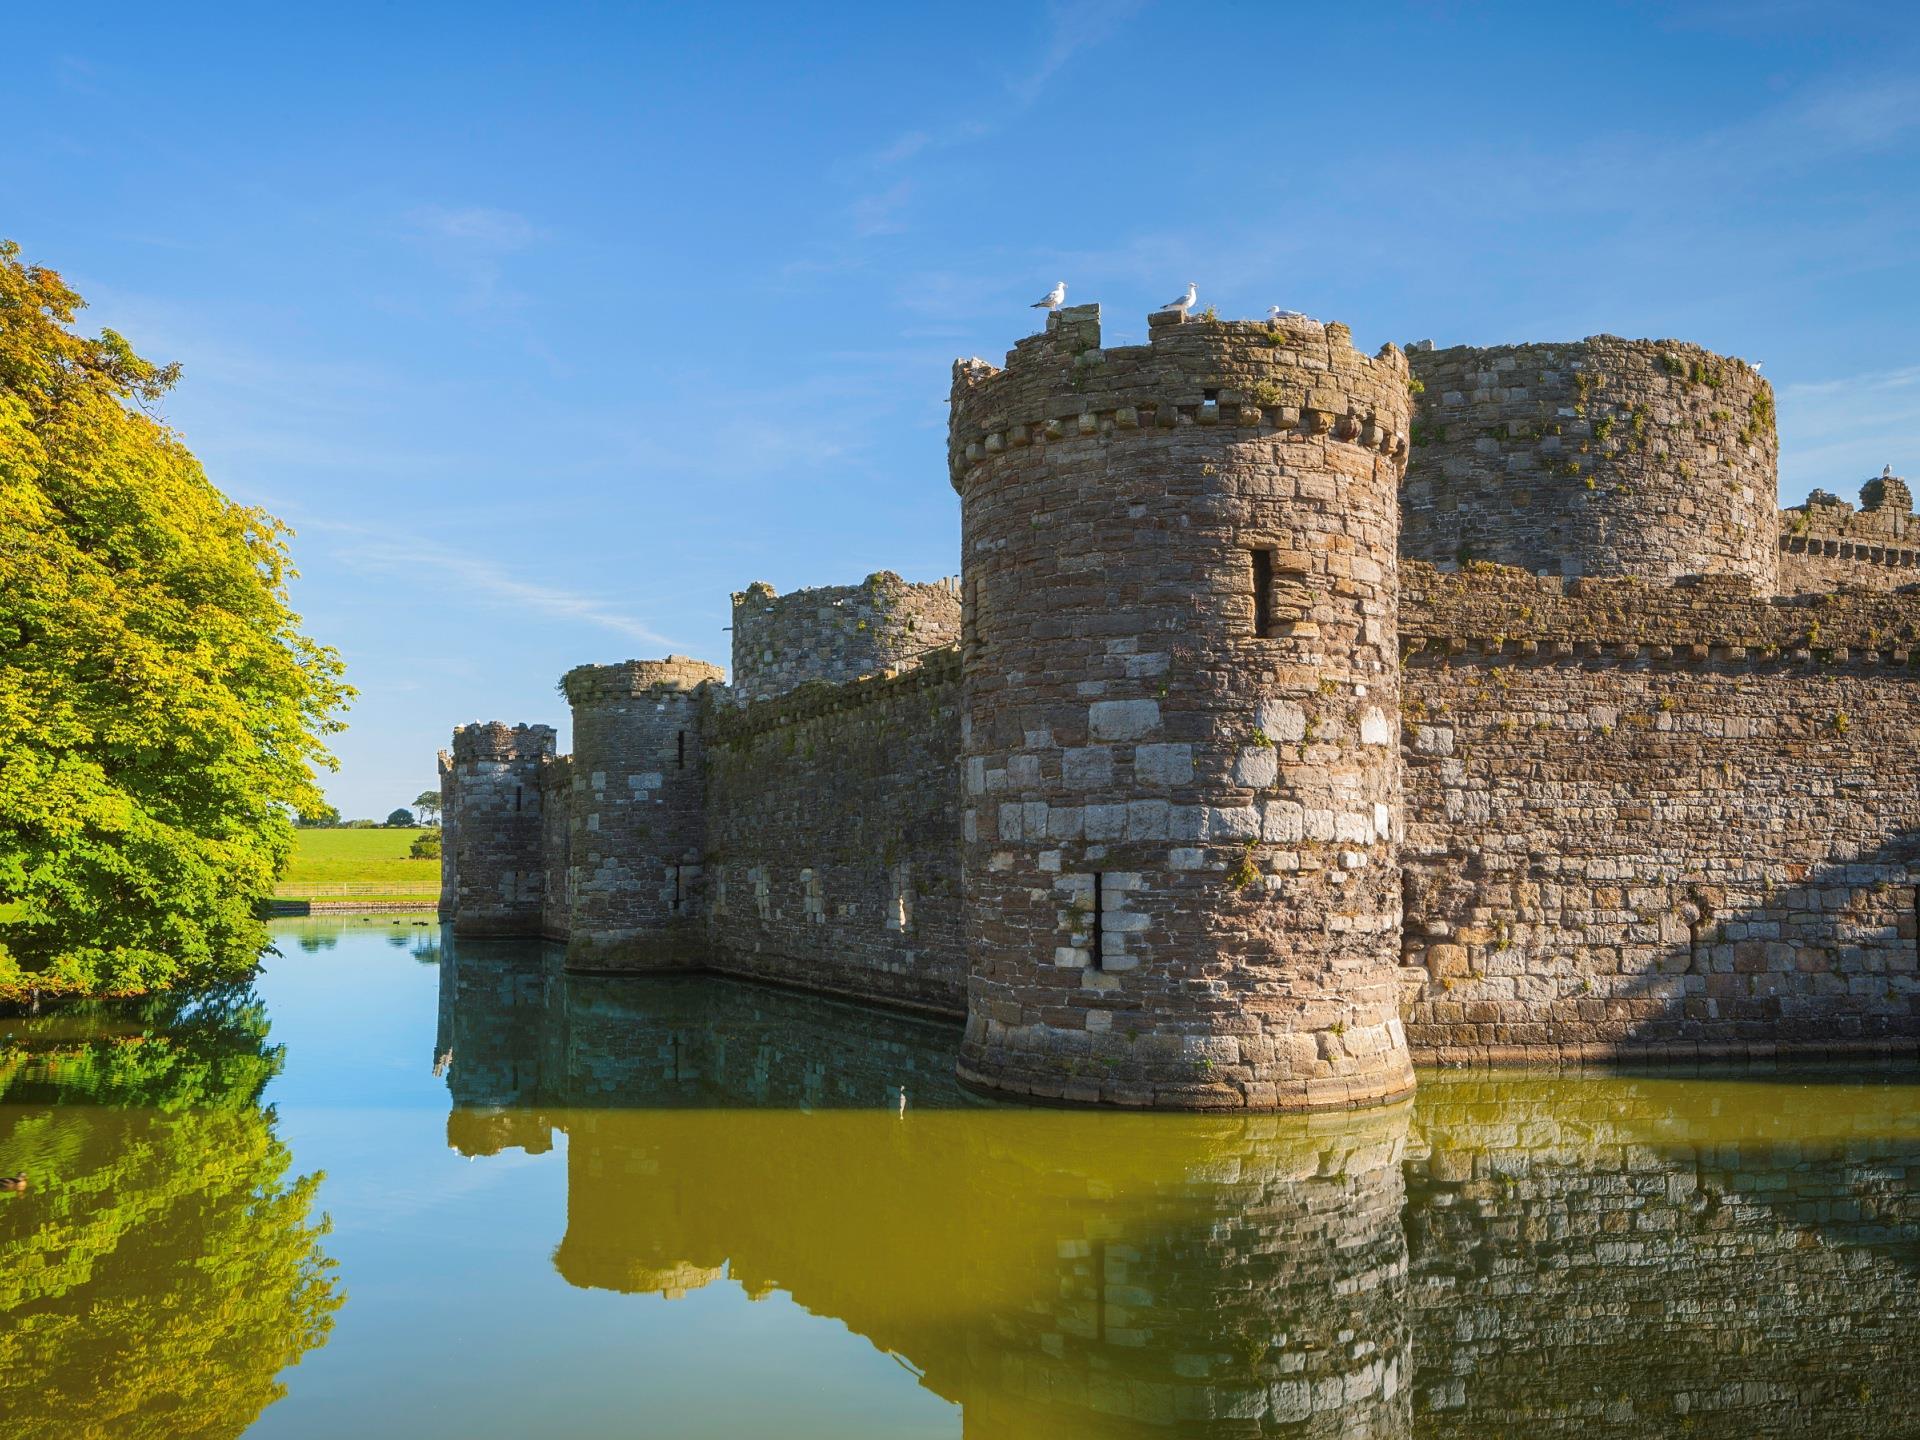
949;304;1411;492
1401;559;1920;663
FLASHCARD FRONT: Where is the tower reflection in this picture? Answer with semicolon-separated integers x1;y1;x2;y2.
436;942;1920;1439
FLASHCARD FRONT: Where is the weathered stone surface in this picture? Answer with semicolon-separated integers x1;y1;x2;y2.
949;305;1416;1110
439;721;555;937
438;302;1920;1109
1403;337;1778;590
729;571;959;704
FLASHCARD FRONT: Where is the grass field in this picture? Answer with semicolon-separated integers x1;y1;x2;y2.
278;827;442;902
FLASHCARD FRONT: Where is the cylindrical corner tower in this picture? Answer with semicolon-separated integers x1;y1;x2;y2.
443;721;557;936
949;303;1416;1110
561;657;724;972
1401;336;1778;588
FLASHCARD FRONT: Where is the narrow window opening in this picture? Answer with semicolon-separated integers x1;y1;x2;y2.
677;730;686;768
1202;387;1219;402
1089;872;1105;971
1251;548;1276;637
671;865;683;913
514;785;523;813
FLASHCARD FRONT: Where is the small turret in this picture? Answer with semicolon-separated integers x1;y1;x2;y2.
441;722;557;936
561;657;724;972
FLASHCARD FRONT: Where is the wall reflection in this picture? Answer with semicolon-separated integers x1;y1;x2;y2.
436;943;1920;1439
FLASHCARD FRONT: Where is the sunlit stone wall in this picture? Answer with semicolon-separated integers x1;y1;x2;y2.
1399;562;1920;1059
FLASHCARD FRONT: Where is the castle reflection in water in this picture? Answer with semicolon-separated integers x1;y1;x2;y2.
435;941;1920;1439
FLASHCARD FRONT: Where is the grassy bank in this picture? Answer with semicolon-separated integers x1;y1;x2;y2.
277;828;442;905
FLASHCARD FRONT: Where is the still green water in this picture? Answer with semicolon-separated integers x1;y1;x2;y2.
1;918;1916;1439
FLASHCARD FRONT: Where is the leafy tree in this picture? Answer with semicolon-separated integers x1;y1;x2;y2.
297;804;342;829
385;808;416;828
0;240;352;998
413;788;441;825
409;829;442;859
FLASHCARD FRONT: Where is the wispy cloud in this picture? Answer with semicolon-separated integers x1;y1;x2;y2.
343;537;676;646
1776;365;1920;500
403;204;545;314
823;1;1146;251
851;180;914;237
407;204;541;251
1007;0;1147;106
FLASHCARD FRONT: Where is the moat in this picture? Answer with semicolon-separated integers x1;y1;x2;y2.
2;916;1916;1437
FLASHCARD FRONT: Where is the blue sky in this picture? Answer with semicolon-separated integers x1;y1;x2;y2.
6;1;1918;818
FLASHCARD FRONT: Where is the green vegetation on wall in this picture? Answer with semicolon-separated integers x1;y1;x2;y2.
0;241;352;998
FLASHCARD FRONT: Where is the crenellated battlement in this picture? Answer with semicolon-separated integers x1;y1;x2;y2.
449;721;557;764
1778;466;1920;593
949;304;1411;493
1401;559;1920;665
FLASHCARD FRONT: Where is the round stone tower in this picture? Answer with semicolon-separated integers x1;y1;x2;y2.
560;657;724;972
948;303;1416;1110
441;721;556;936
1400;336;1778;588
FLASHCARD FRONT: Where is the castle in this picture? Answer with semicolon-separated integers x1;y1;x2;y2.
439;303;1920;1111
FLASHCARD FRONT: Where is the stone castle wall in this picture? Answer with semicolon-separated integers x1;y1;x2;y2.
1403;338;1778;589
437;304;1920;1106
702;649;966;1015
729;572;960;704
1778;467;1920;594
1399;561;1920;1059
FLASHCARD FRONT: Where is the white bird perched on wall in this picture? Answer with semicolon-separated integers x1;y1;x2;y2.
1031;281;1067;311
1268;306;1309;322
1160;282;1198;315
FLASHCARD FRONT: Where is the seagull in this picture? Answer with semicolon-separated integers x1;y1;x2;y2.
1268;306;1309;322
1161;282;1197;315
1030;281;1067;311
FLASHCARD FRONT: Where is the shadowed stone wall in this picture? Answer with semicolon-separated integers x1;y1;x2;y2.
949;302;1415;1109
703;649;966;1016
1403;338;1778;589
729;571;961;704
1399;561;1920;1060
438;722;555;936
561;658;723;972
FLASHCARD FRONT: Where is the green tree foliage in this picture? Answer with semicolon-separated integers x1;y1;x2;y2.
385;808;416;828
0;986;342;1436
409;829;442;859
0;241;351;998
413;788;441;825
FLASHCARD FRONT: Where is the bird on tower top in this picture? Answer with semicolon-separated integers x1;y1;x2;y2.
1031;281;1067;311
1160;282;1197;316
